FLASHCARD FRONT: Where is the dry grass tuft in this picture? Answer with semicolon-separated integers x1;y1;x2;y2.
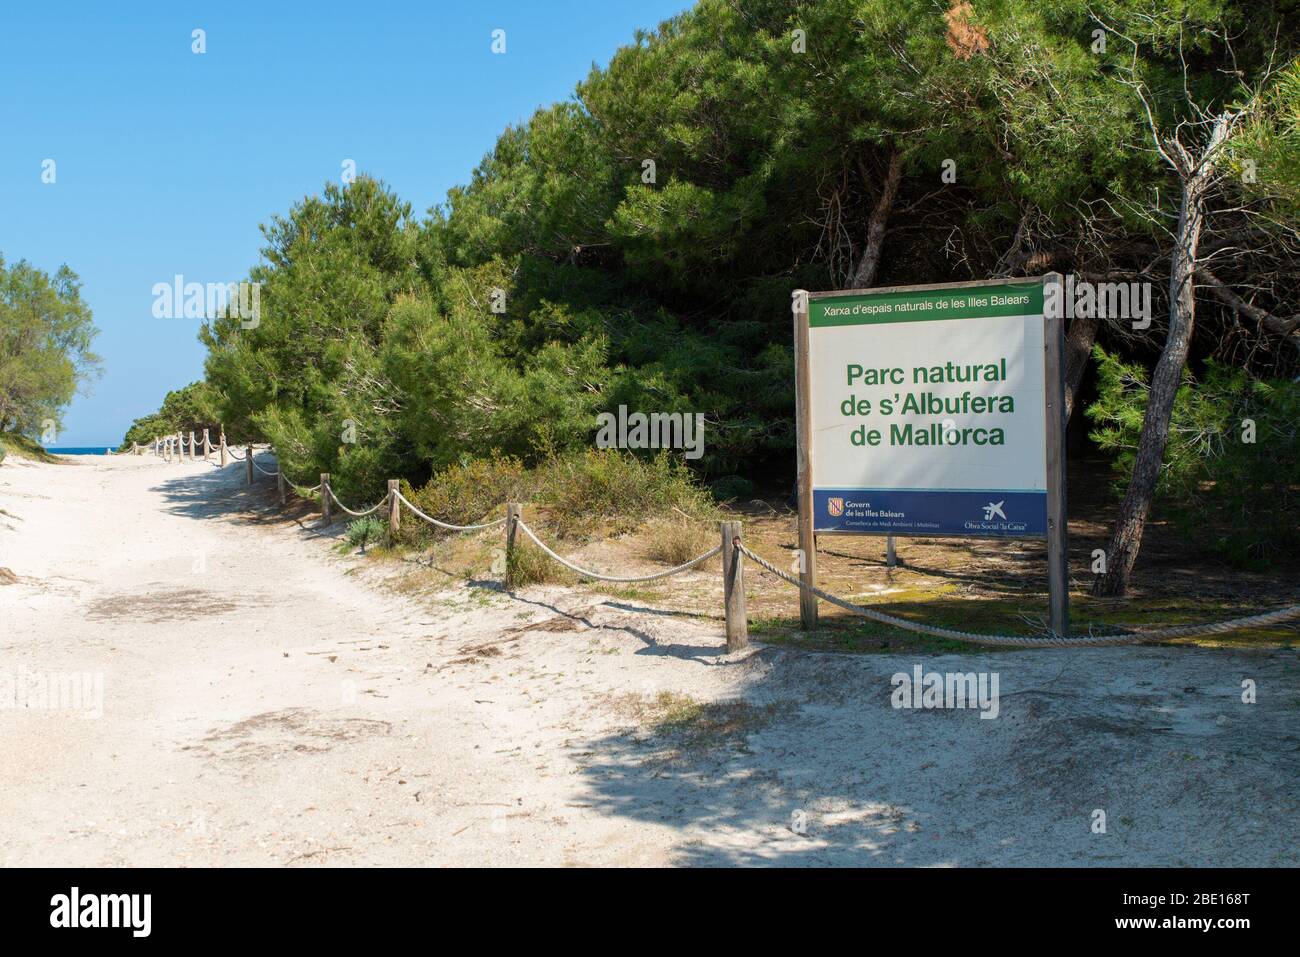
640;514;716;567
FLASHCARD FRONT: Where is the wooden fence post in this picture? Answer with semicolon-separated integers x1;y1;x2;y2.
203;428;211;460
277;469;286;506
505;503;521;579
886;535;897;567
387;480;400;535
720;520;749;652
321;473;332;526
189;431;196;463
220;433;228;467
245;445;254;484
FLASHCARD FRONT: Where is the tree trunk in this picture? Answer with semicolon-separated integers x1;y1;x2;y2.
1062;313;1100;422
849;151;905;289
1092;182;1207;596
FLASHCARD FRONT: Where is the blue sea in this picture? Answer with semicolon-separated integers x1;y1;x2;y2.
47;447;117;455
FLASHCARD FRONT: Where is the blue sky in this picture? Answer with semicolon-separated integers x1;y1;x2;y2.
1;0;691;446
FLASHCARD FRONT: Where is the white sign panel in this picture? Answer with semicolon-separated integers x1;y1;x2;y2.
806;278;1050;538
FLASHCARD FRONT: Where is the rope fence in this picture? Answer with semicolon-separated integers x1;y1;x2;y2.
736;542;1300;648
515;517;721;583
138;432;1300;652
327;485;386;518
392;490;506;531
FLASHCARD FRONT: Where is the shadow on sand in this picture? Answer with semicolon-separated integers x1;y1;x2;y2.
154;455;324;533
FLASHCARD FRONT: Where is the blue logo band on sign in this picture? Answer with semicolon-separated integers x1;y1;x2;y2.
814;488;1047;538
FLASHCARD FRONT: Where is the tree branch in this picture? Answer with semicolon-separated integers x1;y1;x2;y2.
1194;265;1300;338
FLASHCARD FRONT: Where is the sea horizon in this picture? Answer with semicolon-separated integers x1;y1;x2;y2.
46;446;118;455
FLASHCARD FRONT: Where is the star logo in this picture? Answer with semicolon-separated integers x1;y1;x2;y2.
982;501;1007;521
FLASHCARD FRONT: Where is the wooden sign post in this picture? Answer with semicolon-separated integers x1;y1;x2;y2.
1043;273;1068;638
792;290;819;629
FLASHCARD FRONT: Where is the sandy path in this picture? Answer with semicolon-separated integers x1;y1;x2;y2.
1;454;1296;867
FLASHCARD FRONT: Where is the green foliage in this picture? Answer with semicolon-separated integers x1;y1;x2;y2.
395;453;530;546
0;256;101;436
121;382;220;447
1233;57;1300;220
380;279;608;471
535;449;715;537
396;449;714;546
709;475;756;502
172;0;1296;559
1087;346;1300;566
0;431;62;464
342;516;388;554
200;176;423;502
505;538;575;589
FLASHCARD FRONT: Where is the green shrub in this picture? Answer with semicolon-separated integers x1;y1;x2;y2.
505;540;575;589
535;449;715;537
0;432;59;464
342;516;388;554
395;449;717;546
397;452;533;545
709;475;755;502
1087;348;1300;567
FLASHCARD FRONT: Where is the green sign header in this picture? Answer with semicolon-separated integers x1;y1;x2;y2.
809;281;1044;327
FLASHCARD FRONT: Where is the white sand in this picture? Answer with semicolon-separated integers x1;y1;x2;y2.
0;452;1295;866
